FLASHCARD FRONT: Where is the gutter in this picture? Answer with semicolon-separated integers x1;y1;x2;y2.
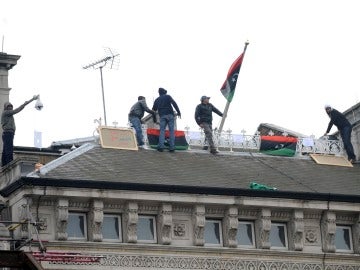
1;176;359;203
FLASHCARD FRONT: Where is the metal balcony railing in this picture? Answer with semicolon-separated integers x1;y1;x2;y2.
140;125;344;156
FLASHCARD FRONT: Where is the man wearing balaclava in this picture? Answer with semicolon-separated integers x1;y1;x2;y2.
152;88;181;152
1;95;39;166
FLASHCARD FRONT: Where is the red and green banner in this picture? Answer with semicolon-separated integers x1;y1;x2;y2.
147;128;189;150
260;136;298;157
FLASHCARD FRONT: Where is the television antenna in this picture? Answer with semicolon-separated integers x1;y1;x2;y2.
83;47;120;126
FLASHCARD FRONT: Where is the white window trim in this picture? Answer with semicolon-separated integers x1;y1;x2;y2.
204;219;223;247
67;212;87;240
270;222;288;250
237;221;255;248
335;225;353;253
137;215;157;243
102;214;122;242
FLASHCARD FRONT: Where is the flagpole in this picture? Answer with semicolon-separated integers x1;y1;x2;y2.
218;41;249;133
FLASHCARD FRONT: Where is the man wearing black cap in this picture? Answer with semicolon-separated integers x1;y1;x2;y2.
128;96;156;149
152;88;181;152
1;95;39;166
324;105;356;163
195;96;223;154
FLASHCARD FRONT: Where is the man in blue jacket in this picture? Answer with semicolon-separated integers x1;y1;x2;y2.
195;96;223;154
324;105;356;163
152;88;181;152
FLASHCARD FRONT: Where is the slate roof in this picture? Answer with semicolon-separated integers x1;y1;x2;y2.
17;143;359;202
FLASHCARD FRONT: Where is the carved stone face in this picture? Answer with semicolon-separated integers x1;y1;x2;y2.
173;223;186;237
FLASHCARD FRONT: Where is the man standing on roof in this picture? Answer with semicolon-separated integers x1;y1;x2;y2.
1;95;39;166
152;87;181;152
195;96;223;154
324;105;356;163
128;96;156;149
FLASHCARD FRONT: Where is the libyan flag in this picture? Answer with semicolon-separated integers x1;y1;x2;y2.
220;53;244;102
147;128;189;150
260;136;298;157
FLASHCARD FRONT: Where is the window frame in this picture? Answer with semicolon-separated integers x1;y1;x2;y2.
237;220;255;248
67;212;87;240
102;214;122;242
335;225;353;253
269;222;288;249
137;215;157;243
204;219;223;246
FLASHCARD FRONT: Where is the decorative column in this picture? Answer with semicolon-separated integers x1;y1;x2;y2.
193;205;205;246
223;206;238;247
0;52;21;152
321;211;336;252
289;209;304;251
353;213;360;254
89;200;103;242
56;199;69;240
255;208;271;249
123;202;138;243
158;204;172;244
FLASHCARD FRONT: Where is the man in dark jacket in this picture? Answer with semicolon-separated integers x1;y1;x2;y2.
195;96;223;154
128;96;156;148
324;105;356;163
152;88;181;152
1;95;39;166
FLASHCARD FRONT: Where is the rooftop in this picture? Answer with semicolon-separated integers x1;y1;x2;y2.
1;142;357;202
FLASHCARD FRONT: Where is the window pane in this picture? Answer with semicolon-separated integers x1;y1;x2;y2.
270;224;287;248
137;216;155;241
237;222;254;246
335;226;352;251
67;213;86;239
205;220;221;245
103;215;120;240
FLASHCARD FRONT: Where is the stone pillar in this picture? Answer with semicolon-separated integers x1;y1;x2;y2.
89;200;103;242
255;208;271;249
321;211;336;252
289;209;304;251
158;203;172;244
123;202;138;243
223;206;238;248
193;205;205;246
0;52;21;152
353;213;360;254
56;199;69;240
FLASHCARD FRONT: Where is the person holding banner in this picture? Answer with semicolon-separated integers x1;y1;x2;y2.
195;96;223;154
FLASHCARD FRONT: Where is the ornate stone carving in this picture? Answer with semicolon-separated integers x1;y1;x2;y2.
158;204;172;244
193;205;205;246
321;211;336;252
89;200;104;242
305;228;318;244
353;213;360;254
48;253;360;269
56;199;69;240
223;206;238;248
256;208;271;249
123;202;138;243
173;221;188;239
289;210;304;251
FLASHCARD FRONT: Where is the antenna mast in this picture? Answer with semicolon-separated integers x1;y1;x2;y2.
83;47;120;126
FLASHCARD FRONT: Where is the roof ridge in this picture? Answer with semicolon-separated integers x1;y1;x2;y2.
28;143;96;177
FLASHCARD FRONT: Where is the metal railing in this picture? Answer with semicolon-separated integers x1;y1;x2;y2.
139;125;344;156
